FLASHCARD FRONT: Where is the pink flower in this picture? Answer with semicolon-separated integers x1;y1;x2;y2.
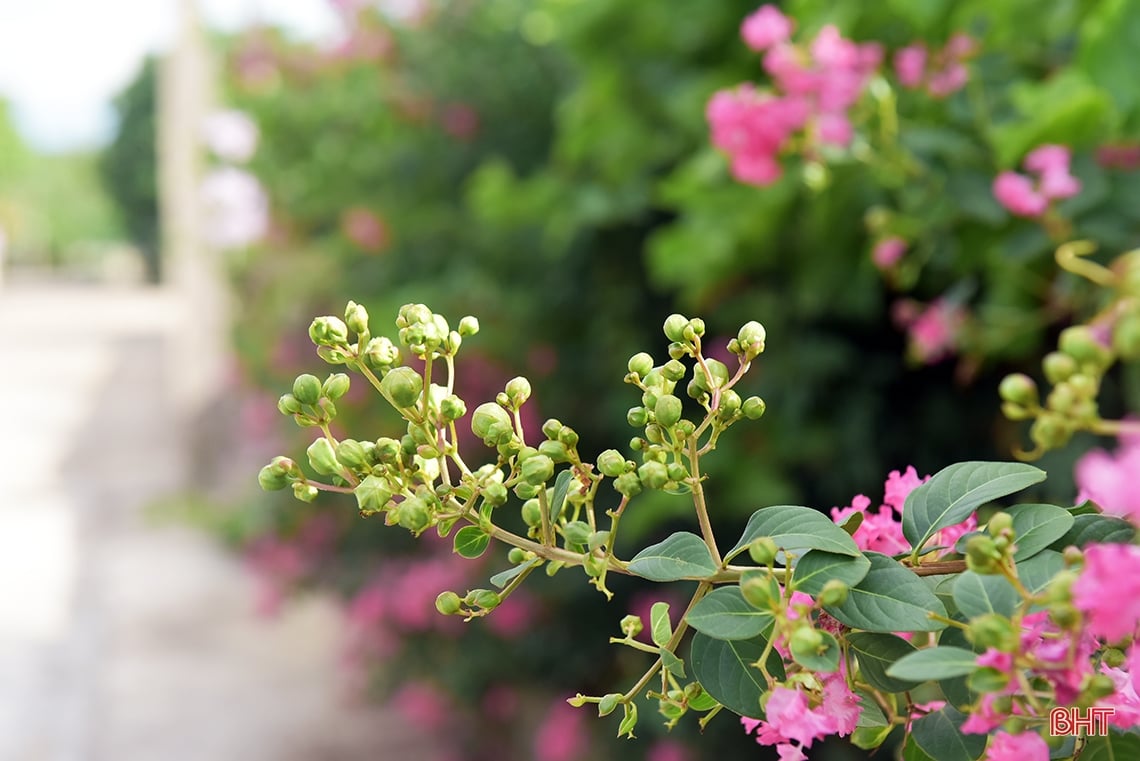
1099;664;1140;729
815;111;853;146
905;298;967;364
1072;543;1140;641
1075;435;1140;522
646;740;692;761
872;236;907;269
741;5;793;51
993;171;1048;217
927;63;968;97
201;110;259;163
986;731;1050;761
894;45;927;87
534;701;588;761
1024;145;1071;174
341;207;389;252
442;103;479;139
756;686;835;747
391;681;451;731
883;466;928;511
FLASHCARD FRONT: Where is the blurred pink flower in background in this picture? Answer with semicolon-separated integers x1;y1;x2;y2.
1072;543;1140;642
391;681;452;732
892;298;967;364
200;167;270;249
993;144;1081;218
985;731;1050;761
646;740;692;761
341;207;390;252
533;700;588;761
894;44;927;87
893;34;975;98
442;103;480;140
872;236;907;269
1074;433;1140;522
740;5;793;51
201;110;259;163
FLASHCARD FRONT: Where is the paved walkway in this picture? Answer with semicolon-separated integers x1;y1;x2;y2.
0;280;436;761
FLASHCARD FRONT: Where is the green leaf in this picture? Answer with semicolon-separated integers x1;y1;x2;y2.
952;571;1019;618
1004;504;1074;560
689;632;783;719
790;629;840;673
651;601;673;647
1017;549;1065;596
854;689;889;729
1052;513;1136;550
910;706;985;761
727;505;860;562
627;532;717;581
852;724;893;750
887;647;978;681
848;632;922;693
791;550;871;596
1074;731;1140;761
686;586;775;641
550;469;572;523
489;557;541;588
824;553;947;632
990;72;1116;167
659;646;686;678
902;734;937;761
617;702;638;739
902;462;1046;555
937;627;979;708
454;525;490;558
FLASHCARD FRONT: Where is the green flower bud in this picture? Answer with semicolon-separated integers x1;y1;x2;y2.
1042;351;1078;385
628;352;654;378
381;366;423;408
354;475;394;512
458;315;480;337
965;534;1002;574
638;461;668;490
397;496;431;532
277;394;302;415
598;693;622;717
397;303;432;328
789;627;825;660
435;591;462;615
742;396;767;419
517;446;539;462
748;537;779;566
309;316;349;346
987;512;1013;537
1047;570;1078;603
316;346;348;365
257;456;296;490
541;418;563;438
1062;546;1083;566
514;481;539;500
292;482;319;502
597;449;627;478
627;406;649;428
1084;674;1116;700
1059;326;1111;369
998;374;1038;407
968;667;1011;694
507;547;528;565
505;376;532;406
538;439;570;463
307;438;340;475
661;359;685;382
522;455;555;486
667;341;688;360
740;570;780;610
1114;314;1140;360
654;394;683;428
483;481;509;507
322;373;350;400
664;314;688;342
292;374;322;406
719;389;742;418
362;336;400;369
737;321;767;358
1104;648;1127;668
687;317;706;337
400;434;418;455
819;579;848;606
557;426;579;448
472;402;512;441
1047;382;1076;413
438;394;466;421
666;463;688;482
967;613;1019;651
374;437;401;462
614;471;643;498
344;300;369;335
336;439;369;470
521;498;542;527
1030;414;1073;450
644;424;665;445
467;588;502;610
620;614;643;638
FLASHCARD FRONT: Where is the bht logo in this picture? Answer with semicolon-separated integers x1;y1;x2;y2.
1049;706;1115;736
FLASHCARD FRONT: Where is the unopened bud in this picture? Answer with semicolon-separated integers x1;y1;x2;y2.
638;461;668;490
789;627;825;660
344;300;369;334
661;359;685;382
965;534;1002;574
322;373;350;400
293;374;322;405
627;352;654;378
381;367;423;408
663;314;688;342
597;449;627;478
743;396;767;420
374;437;401;462
737;321;766;358
458;315;480;337
987;512;1013;537
309;316;349;346
440;395;467;420
277;394;302;415
654;394;683;427
521;455;555;486
505;376;532;406
471;402;512;442
396;496;431;532
307;438;340;475
998;374;1038;407
292;482;319;502
362;336;399;369
620;614;644;638
467;588;501;611
748;537;779;566
819;579;848;606
967;613;1018;651
336;439;369;470
740;570;780;610
614;472;643;498
1042;351;1078;384
435;591;462;615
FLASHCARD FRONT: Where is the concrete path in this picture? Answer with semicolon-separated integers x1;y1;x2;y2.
0;280;437;761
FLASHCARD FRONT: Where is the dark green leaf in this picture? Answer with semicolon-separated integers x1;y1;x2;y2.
454;525;490;558
790;629;840;673
489;557;541;588
689;632;783;719
560;520;591;547
1004;504;1073;560
902;462;1046;555
1016;549;1065;596
887;647;977;681
686;586;775;641
854;689;889;728
1080;730;1140;761
848;632;921;693
550;469;571;523
824;553;947;632
952;571;1019;618
910;705;985;761
1051;513;1135;550
628;532;717;581
659;646;686;678
727;505;860;562
791;550;871;596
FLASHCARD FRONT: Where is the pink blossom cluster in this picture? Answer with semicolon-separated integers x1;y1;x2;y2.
740;669;861;761
244;515;336;616
893;34;976;98
1074;432;1140;524
892;297;968;365
871;236;907;270
708;5;882;185
993;144;1082;218
831;466;978;556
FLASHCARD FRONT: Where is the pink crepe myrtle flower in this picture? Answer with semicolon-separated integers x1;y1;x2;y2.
894;298;967;365
645;740;692;761
894;45;927;88
741;674;861;758
741;5;793;51
1074;433;1140;523
200;167;270;249
872;236;907;269
391;681;452;732
441;103;479;139
1099;663;1140;729
985;730;1050;761
894;34;975;97
534;700;588;761
201;110;259;163
341;207;390;252
994;144;1081;217
1072;542;1140;642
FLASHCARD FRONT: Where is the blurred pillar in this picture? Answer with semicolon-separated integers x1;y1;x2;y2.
158;0;230;417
